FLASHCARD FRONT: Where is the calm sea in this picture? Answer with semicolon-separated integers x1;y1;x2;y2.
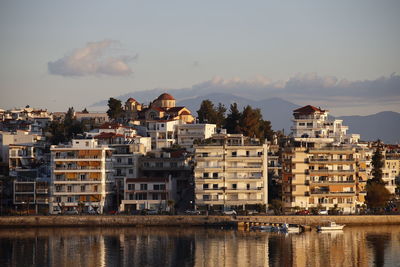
0;225;399;267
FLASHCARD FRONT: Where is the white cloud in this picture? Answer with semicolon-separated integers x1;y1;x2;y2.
48;40;136;77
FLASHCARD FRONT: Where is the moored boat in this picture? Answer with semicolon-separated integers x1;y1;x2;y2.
280;223;302;233
317;221;345;231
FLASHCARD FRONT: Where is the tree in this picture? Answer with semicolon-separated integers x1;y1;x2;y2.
269;199;283;215
197;100;216;124
366;141;391;212
225;103;242;134
107;98;124;121
81;108;89;113
239;106;263;138
215;103;226;127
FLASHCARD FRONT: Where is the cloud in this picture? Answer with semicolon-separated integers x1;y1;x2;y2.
48;40;136;77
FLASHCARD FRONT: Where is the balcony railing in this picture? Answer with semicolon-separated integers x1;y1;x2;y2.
54;166;102;171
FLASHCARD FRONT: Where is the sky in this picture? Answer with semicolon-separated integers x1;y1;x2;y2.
0;1;399;116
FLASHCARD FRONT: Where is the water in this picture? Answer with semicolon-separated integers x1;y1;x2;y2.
0;226;399;267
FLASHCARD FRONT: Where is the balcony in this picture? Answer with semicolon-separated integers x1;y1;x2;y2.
310;180;355;184
308;158;355;164
310;190;355;195
307;169;355;175
54;166;102;172
36;188;49;194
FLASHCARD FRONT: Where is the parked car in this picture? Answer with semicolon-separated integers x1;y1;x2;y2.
142;209;158;215
223;210;237;215
185;210;201;215
318;210;328;215
64;208;79;215
295;210;310;215
51;206;62;215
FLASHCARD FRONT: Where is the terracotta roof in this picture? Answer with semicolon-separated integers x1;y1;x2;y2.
157;93;175;101
293;105;326;115
94;132;124;139
180;110;191;115
166;106;186;113
99;122;122;129
149;107;166;112
127;97;138;103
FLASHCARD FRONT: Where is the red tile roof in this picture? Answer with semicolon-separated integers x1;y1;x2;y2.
293;105;326;115
127;97;138;103
94;132;124;139
157;93;175;101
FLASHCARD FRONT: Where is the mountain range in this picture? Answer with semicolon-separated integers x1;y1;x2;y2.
92;90;400;144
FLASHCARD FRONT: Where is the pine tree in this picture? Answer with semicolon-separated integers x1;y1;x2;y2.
225;103;242;134
197;100;216;124
107;98;124;121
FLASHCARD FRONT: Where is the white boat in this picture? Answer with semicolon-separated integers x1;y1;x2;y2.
281;223;302;233
317;221;345;231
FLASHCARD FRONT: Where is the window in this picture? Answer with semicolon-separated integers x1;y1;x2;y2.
135;193;147;200
203;184;209;189
140;184;148;190
155;162;163;168
159;184;166;190
67;197;73;203
129;169;133;174
144;162;150;167
80;174;86;181
56;186;62;192
128;184;135;190
94;185;98;192
203;195;210;201
213;173;218;178
202;153;208;157
170;162;178;168
129;194;134;200
213;184;218;189
56;197;61;203
67;186;72;192
81;186;85;192
152;193;159;200
128;158;133;164
154;184;160;190
299;123;305;126
203;173;209;178
231;151;237;157
246;151;250;157
232;184;237;189
247;184;250;190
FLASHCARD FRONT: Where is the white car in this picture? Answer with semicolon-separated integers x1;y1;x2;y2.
318;210;328;215
223;210;237;215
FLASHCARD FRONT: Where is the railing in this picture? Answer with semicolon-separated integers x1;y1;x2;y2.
54;156;100;159
54;166;102;170
309;158;355;162
311;190;355;195
311;180;355;184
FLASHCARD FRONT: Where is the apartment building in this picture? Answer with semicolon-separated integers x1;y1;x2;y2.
139;150;193;210
120;177;171;212
50;139;113;214
176;123;217;151
282;142;368;214
194;134;268;211
146;120;179;150
13;177;49;214
291;105;359;144
383;145;400;195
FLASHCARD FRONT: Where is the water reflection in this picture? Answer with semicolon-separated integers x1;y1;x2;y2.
0;226;399;267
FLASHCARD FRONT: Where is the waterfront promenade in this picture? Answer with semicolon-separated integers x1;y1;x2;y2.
0;215;400;227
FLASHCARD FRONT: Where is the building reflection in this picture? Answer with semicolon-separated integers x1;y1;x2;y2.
0;226;398;267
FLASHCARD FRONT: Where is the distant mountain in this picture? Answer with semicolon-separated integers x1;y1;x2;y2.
337;111;400;144
92;90;399;144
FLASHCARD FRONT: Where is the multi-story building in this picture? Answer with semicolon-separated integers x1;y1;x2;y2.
139;150;193;210
119;177;171;212
282;140;368;214
291;105;359;144
146;120;179;150
50;139;113;214
383;145;400;195
194;134;268;211
176;123;217;151
13;177;50;214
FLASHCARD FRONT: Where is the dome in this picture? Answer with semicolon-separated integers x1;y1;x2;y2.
157;93;175;101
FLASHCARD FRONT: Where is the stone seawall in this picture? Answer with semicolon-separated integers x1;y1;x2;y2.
0;215;399;227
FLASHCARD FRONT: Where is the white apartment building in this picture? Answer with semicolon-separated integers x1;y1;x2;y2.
120;177;171;212
382;146;400;195
176;123;217;151
194;134;268;211
0;130;42;164
50;139;113;214
291;105;359;144
146;120;179;150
